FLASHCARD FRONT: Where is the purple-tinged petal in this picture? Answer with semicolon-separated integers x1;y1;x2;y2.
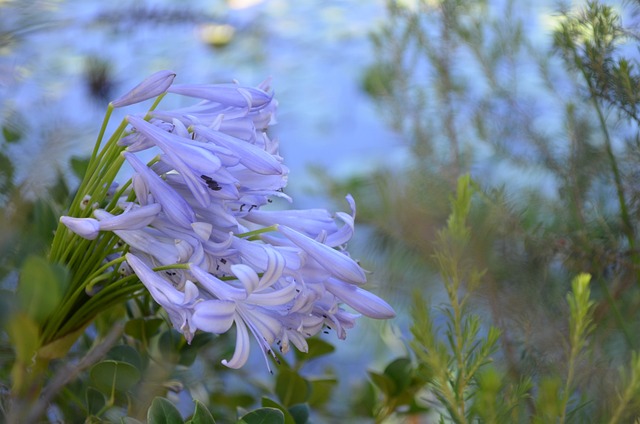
124;152;195;227
324;278;396;319
245;208;337;239
190;264;246;300
325;195;357;247
167;84;273;109
93;204;161;231
127;116;222;208
191;222;213;241
60;216;100;240
192;300;236;333
194;125;283;175
222;316;251;368
231;264;259;294
259;247;285;289
116;228;182;265
111;70;176;108
277;225;366;285
247;282;297;306
125;254;199;341
183;280;200;303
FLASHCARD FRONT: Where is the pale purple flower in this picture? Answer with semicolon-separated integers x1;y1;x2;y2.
192;125;285;176
61;203;161;239
65;72;395;370
167;83;273;108
123;152;195;228
125;253;199;341
277;225;367;285
324;277;396;319
60;216;101;240
111;70;176;108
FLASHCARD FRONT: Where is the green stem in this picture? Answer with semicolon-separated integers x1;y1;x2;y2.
579;63;639;287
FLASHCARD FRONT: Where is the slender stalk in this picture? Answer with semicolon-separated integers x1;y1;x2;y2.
578;63;640;287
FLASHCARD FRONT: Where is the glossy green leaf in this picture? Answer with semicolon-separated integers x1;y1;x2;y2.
89;360;141;394
106;345;143;371
187;399;216;424
86;387;106;415
124;318;164;343
147;397;184;424
287;404;309;424
293;338;335;363
261;398;294;424
237;407;284;424
275;369;309;407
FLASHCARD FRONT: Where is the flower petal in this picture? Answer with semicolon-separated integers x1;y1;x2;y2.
222;317;251;369
324;278;396;319
192;300;236;333
111;70;176;108
60;216;100;240
278;225;366;285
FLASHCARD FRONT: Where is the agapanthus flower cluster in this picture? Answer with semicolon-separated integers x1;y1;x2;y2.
60;71;395;369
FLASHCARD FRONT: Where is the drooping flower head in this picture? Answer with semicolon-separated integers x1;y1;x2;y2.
60;71;394;369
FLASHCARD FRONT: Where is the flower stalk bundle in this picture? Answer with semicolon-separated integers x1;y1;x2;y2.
44;71;394;373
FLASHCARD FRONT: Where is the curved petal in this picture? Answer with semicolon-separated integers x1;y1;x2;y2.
278;225;366;285
324;278;396;319
111;70;176;108
192;300;236;333
231;263;259;295
246;281;297;307
60;216;100;240
222;317;251;369
190;264;246;300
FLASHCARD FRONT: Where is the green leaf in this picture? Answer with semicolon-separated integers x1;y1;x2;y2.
2;124;21;143
293;338;335;363
275;369;310;407
307;378;337;407
18;255;68;324
148;397;184;424
368;371;395;397
86;387;106;415
261;398;294;424
124;318;164;343
383;357;413;395
287;404;309;424
106;345;143;371
70;156;90;180
237;407;285;424
6;313;39;364
90;360;141;394
188;399;216;424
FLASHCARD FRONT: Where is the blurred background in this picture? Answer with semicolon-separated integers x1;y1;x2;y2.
0;0;402;202
4;0;640;422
